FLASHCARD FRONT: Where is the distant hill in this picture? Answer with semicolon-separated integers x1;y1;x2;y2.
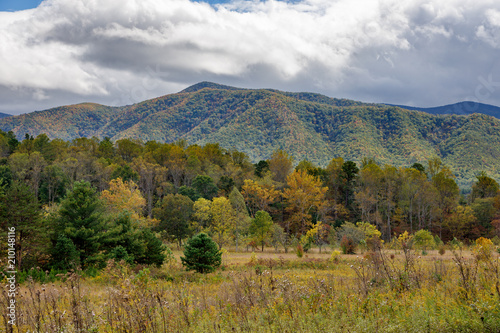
389;101;500;119
2;82;500;187
0;112;12;119
0;103;120;140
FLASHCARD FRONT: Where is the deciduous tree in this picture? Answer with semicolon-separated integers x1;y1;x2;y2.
153;194;194;247
249;210;273;251
283;170;328;236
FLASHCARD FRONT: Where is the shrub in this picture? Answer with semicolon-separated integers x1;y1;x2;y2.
340;235;356;254
413;229;435;251
296;244;304;258
329;250;341;263
181;233;221;273
474;237;494;261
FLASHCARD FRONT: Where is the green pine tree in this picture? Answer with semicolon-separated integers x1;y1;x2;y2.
51;235;80;270
137;229;166;267
181;233;221;273
53;181;105;268
0;180;46;270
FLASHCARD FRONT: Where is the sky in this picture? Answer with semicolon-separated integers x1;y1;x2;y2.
1;0;500;115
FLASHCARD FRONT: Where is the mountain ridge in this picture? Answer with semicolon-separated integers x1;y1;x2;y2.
387;101;500;119
1;82;500;187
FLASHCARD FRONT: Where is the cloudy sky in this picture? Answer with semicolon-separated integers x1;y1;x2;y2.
1;0;500;115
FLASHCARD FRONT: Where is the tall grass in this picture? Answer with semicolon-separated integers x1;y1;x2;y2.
2;248;500;332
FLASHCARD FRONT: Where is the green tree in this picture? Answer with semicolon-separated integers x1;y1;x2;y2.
249;211;273;251
413;229;435;251
229;186;251;251
111;164;138;182
178;185;201;202
217;176;235;196
137;229;166;267
432;167;459;237
0;181;46;270
51;235;80;270
98;137;115;159
154;194;194;247
181;233;221;273
40;164;68;204
471;198;496;235
102;213;143;260
116;138;143;162
53;181;105;267
254;160;269;178
341;160;359;209
192;175;219;200
0;165;12;188
470;171;499;201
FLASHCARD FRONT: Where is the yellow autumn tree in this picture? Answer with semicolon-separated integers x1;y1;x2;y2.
191;198;212;234
101;178;151;226
283;170;328;236
210;197;237;249
241;179;280;217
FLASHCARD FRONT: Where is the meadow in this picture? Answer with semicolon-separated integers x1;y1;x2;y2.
3;242;500;333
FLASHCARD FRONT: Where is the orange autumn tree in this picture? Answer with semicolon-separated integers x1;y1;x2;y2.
283;170;328;236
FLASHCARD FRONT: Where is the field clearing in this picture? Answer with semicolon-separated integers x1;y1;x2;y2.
3;247;500;332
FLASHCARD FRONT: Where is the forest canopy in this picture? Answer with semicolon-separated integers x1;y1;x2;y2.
0;131;499;272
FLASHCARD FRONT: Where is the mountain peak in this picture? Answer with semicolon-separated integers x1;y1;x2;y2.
180;81;244;93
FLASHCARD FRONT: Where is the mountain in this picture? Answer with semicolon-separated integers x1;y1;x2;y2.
0;112;12;119
2;82;500;187
388;101;500;119
0;103;120;140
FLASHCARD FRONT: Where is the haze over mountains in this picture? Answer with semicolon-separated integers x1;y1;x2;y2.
1;81;500;188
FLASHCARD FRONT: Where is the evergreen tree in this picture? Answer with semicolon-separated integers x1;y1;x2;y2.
138;229;166;267
181;233;221;273
0;181;46;270
54;181;105;267
51;235;80;270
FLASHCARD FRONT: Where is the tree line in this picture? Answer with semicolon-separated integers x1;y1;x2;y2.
0;131;499;272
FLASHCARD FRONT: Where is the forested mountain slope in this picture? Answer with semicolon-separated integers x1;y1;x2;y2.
1;82;500;187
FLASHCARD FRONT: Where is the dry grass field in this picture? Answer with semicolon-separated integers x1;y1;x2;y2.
2;244;500;333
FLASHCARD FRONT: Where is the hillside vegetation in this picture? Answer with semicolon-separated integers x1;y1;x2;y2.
1;82;500;187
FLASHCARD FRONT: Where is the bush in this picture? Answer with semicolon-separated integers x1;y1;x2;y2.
296;244;304;258
181;233;221;273
329;250;341;263
340;235;356;254
413;229;435;250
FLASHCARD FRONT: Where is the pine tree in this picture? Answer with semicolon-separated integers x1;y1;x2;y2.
51;235;80;270
54;181;105;267
138;229;166;267
0;181;45;270
181;233;221;273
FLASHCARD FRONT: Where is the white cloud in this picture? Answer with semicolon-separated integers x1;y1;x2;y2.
1;0;500;114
